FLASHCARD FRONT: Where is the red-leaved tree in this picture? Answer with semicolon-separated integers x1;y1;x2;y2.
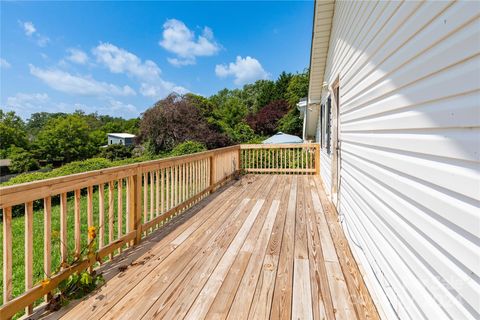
246;100;290;136
139;94;231;152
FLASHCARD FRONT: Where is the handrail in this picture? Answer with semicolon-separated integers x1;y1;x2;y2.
0;145;240;319
240;143;320;175
0;143;320;319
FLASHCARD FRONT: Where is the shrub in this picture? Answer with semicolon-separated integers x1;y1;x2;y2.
7;146;39;173
169;141;207;157
98;144;133;161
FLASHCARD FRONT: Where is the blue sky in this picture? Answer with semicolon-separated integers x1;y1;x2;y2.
1;1;313;119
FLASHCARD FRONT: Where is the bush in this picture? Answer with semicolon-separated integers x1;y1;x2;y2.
2;158;113;186
98;144;133;161
7;146;39;173
169;141;207;157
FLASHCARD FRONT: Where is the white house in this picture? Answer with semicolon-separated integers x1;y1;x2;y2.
107;133;136;146
303;1;480;319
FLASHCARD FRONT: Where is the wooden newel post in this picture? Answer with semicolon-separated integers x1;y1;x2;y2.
210;155;216;193
315;144;320;175
130;173;142;245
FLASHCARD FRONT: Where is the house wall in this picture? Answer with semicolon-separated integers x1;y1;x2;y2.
314;1;480;319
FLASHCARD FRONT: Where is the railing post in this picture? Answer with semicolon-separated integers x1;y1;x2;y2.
237;146;242;173
130;173;142;245
210;155;216;192
315;144;320;175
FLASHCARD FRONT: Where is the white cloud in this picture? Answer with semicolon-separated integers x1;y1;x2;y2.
93;43;161;81
106;98;137;113
160;19;220;66
66;48;88;65
92;43;188;99
6;93;50;115
19;20;50;46
0;58;11;68
23;21;36;36
36;35;50;47
29;64;136;96
215;56;269;85
140;81;188;99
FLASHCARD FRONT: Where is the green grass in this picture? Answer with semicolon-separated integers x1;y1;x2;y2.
0;183;131;316
0;176;191;319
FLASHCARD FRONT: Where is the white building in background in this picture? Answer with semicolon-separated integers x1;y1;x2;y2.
107;133;136;146
303;1;479;319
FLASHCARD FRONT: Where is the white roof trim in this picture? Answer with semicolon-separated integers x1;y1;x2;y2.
108;133;136;138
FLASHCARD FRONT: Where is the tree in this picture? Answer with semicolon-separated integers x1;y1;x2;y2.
7;146;39;173
27;112;66;136
139;93;231;153
277;107;303;136
169;141;207;157
240;80;277;113
285;69;309;107
99;144;132;161
185;93;214;117
35;114;96;163
0;110;29;153
246;100;290;136
274;71;293;101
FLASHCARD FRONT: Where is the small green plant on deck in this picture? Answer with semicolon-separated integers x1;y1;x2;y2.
44;226;105;312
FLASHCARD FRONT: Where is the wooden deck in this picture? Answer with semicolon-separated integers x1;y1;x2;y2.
47;175;378;320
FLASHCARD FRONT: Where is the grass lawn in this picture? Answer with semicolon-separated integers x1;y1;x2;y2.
0;184;132;316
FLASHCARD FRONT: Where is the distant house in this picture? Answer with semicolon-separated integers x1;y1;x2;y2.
262;132;303;144
107;133;136;146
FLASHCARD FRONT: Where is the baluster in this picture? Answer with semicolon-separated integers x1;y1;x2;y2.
143;173;147;223
25;201;34;315
44;197;51;301
60;193;68;268
150;171;154;223
74;189;81;257
87;186;94;240
161;168;165;214
3;206;12;305
108;181;114;259
156;170;160;218
99;184;105;248
118;179;123;250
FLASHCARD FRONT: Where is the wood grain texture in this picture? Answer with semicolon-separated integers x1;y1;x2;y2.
9;173;377;320
2;206;12;304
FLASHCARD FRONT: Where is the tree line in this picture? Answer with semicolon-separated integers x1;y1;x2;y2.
1;69;308;176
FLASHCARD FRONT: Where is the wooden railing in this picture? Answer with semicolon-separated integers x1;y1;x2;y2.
0;143;319;319
0;146;239;319
240;144;320;175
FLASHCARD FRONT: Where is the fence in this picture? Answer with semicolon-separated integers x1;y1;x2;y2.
0;146;239;319
0;143;319;319
240;144;319;174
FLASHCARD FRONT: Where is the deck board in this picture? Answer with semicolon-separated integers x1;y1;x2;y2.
54;175;379;320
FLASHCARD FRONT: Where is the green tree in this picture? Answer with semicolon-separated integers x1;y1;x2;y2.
169;141;207;157
35;114;95;163
241;80;277;113
274;71;293;101
7;146;39;173
277;108;303;136
285;69;309;107
99;144;133;161
0;110;29;153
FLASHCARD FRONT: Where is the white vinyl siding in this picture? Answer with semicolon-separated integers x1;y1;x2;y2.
314;1;480;319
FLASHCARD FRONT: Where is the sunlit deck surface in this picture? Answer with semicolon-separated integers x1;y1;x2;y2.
47;175;377;320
